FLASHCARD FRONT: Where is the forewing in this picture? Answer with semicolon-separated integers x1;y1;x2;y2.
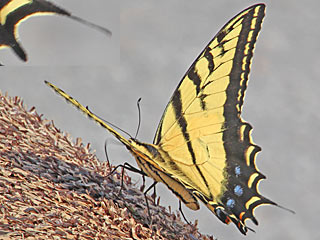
153;4;275;234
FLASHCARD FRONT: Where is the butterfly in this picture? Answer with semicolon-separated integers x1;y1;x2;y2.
46;3;283;234
0;0;111;62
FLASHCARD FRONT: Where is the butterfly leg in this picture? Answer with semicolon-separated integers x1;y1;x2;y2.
151;181;157;204
143;181;158;224
179;200;191;225
104;140;111;171
107;162;146;195
140;175;146;192
140;178;157;205
104;139;147;194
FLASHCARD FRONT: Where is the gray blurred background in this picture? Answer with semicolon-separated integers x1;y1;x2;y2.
1;0;318;239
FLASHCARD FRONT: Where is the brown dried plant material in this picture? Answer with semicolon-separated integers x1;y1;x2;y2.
0;92;215;240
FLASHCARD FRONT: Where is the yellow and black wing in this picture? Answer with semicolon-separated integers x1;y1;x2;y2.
153;4;275;234
0;0;111;61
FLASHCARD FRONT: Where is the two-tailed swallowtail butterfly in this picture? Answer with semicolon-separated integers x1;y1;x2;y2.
0;0;111;62
45;3;283;234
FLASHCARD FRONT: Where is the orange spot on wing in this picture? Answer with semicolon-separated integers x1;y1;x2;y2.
239;211;245;221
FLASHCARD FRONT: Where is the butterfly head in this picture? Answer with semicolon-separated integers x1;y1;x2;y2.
127;138;159;158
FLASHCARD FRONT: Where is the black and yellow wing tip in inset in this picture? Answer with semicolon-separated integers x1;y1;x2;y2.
0;0;111;62
0;24;27;61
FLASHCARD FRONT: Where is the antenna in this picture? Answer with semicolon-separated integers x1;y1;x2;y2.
86;106;133;139
134;98;142;139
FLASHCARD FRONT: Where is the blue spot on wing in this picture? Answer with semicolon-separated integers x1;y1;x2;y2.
234;185;243;196
226;198;235;208
235;166;241;177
